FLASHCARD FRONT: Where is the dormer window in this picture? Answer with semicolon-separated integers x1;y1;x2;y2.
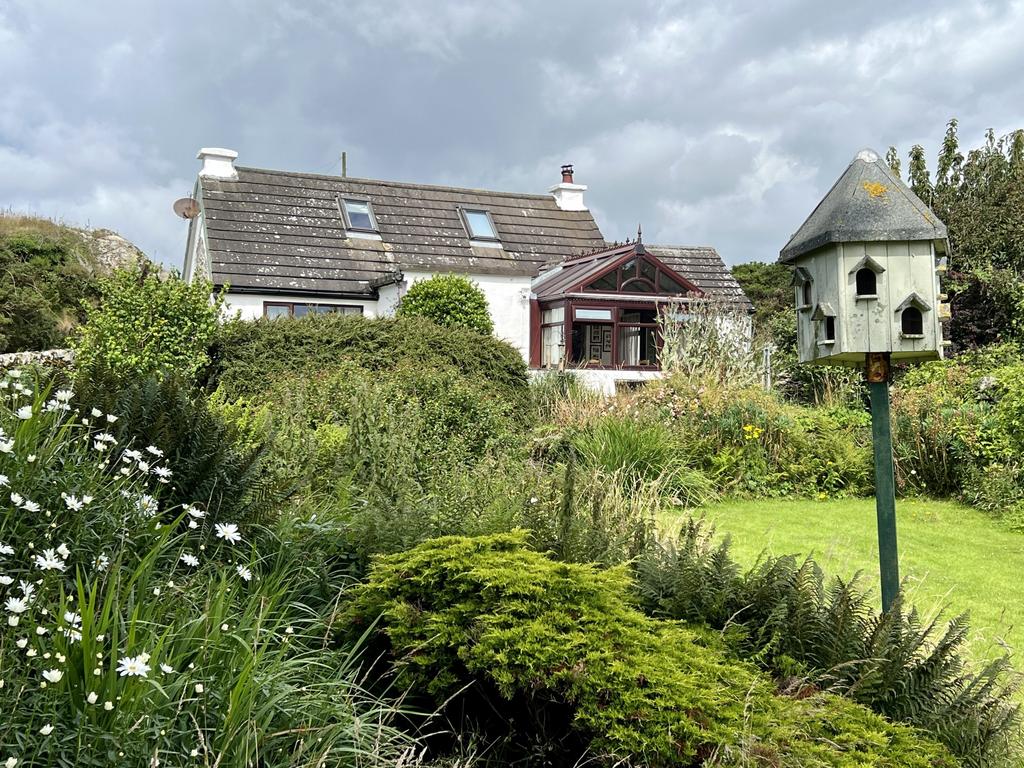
459;208;500;242
339;198;378;233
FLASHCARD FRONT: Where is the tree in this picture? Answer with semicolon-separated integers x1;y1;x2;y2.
886;146;902;176
395;274;494;335
73;266;225;380
891;123;1024;350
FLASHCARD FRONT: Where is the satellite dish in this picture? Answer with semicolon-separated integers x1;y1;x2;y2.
173;197;200;219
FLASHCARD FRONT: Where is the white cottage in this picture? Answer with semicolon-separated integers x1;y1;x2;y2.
181;149;750;392
780;149;948;366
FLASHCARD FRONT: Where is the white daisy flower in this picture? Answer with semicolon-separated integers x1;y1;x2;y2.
61;494;87;511
159;663;174;674
151;466;173;482
0;440;14;454
64;611;82;625
137;460;150;473
236;565;253;582
15;405;33;420
56;543;71;559
0;474;7;487
42;669;63;683
10;493;23;507
94;554;110;571
146;445;164;457
21;500;40;513
122;449;142;462
106;413;118;423
33;548;66;571
0;542;13;556
91;407;103;418
86;691;98;704
136;495;159;518
179;552;200;567
4;597;28;614
215;523;242;545
185;505;206;519
18;581;34;599
104;701;114;710
54;389;73;402
0;576;12;586
116;654;151;678
39;724;53;736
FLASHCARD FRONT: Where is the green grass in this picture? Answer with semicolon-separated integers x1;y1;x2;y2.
662;497;1022;665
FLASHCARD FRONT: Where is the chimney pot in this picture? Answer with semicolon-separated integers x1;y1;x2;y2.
549;164;587;211
197;147;239;179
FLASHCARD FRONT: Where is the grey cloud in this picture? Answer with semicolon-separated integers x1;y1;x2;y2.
1;0;1023;269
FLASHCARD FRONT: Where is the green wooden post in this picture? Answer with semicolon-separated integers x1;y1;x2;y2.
867;353;899;612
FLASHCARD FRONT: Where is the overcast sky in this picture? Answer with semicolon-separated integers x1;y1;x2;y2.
2;0;1023;269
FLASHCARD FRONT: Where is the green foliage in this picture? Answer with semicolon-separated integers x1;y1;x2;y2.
633;378;872;498
891;347;1024;517
893;122;1024;350
0;371;420;767
74;267;224;381
205;313;525;404
72;368;289;528
571;416;717;507
395;273;494;335
343;533;955;768
634;518;1021;766
0;217;102;353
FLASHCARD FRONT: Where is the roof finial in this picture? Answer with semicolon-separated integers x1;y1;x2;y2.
636;223;643;243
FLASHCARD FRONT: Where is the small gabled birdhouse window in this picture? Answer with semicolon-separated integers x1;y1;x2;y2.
895;292;930;338
812;302;836;346
855;268;877;297
901;307;923;335
792;267;813;310
850;255;884;299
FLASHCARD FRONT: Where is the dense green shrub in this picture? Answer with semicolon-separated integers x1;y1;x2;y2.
343;533;954;768
622;378;872;498
891;346;1024;518
205;313;526;405
72;368;289;528
0;219;102;353
74;267;223;381
635;518;1020;766
395;273;494;335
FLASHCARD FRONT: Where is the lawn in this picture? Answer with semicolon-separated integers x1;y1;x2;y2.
662;497;1023;665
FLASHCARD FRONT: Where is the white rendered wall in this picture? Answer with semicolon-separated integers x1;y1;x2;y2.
530;368;664;396
392;271;533;362
222;293;380;320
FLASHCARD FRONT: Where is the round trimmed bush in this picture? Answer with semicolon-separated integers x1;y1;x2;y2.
395;274;494;335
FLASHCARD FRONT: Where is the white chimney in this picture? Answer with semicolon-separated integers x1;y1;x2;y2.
549;163;587;211
197;147;238;179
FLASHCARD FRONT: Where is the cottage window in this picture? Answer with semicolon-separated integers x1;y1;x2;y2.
340;199;378;232
540;306;565;368
901;307;923;336
264;302;363;319
855;268;877;297
618;309;659;367
460;209;499;241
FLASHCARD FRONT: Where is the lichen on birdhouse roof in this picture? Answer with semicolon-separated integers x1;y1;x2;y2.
779;148;948;263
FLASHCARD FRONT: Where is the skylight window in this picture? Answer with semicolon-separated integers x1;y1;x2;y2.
460;209;499;241
339;198;378;232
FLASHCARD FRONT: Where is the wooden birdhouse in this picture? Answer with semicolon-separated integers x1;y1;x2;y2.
780;149;950;366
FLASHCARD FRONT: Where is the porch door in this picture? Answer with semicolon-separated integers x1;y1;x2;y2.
585;324;613;366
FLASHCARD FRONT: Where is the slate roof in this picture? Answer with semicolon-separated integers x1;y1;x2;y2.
780;149;948;264
198;166;606;297
645;245;753;310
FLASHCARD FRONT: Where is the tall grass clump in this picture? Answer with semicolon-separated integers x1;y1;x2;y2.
0;368;419;766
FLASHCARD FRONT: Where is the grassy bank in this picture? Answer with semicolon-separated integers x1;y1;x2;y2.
663;498;1022;664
